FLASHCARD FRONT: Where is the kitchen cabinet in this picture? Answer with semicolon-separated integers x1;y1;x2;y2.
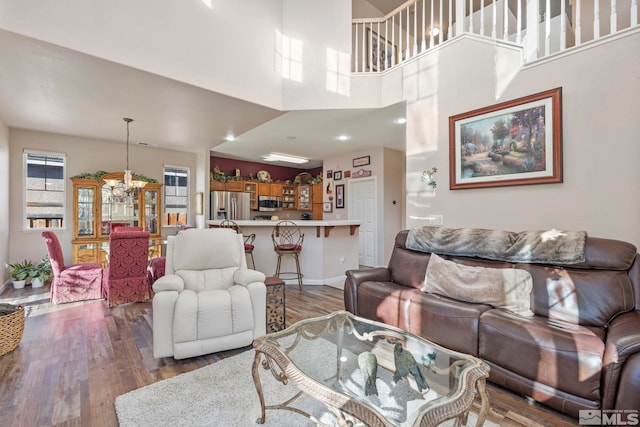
210;180;225;191
71;172;163;265
258;182;283;197
225;180;244;192
297;185;311;210
282;185;297;209
243;181;258;210
312;183;323;219
258;182;271;196
270;183;283;196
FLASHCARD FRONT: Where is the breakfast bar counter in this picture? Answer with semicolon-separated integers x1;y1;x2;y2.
206;220;361;285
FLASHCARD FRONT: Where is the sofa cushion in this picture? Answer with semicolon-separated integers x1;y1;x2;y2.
356;281;420;329
514;264;636;327
407;292;492;356
479;310;605;401
423;253;534;317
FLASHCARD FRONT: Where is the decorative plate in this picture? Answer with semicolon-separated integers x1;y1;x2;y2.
257;170;271;181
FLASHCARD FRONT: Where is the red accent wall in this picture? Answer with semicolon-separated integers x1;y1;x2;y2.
211;156;322;182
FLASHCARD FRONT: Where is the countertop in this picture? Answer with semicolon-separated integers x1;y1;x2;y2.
206;219;361;227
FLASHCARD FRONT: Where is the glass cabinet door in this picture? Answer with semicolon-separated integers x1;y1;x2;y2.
144;189;159;235
298;185;311;210
76;186;96;237
101;185;139;235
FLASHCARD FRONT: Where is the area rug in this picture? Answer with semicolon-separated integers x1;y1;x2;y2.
115;348;498;427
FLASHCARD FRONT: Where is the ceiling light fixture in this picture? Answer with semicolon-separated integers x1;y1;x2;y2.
262;153;309;164
337;135;350;141
395;117;407;124
104;118;146;196
225;134;236;141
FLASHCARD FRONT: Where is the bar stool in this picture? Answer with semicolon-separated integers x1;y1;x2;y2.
271;220;304;290
220;220;256;269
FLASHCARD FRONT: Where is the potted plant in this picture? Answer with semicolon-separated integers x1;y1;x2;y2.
32;257;52;288
8;260;35;289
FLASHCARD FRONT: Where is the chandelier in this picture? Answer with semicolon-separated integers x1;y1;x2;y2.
104;118;146;196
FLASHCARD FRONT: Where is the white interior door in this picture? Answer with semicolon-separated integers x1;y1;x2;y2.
349;177;377;267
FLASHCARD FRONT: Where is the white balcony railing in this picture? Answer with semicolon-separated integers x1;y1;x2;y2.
352;0;639;73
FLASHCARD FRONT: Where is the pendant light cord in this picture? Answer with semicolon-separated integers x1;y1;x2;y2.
124;117;133;171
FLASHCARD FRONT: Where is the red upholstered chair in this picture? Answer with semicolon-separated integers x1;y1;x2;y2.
41;231;103;304
147;256;166;286
103;229;151;307
113;226;143;232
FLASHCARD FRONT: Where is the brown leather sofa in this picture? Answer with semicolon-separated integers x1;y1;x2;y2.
344;230;640;419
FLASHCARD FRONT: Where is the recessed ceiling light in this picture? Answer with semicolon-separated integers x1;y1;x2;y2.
337;135;350;141
262;153;309;164
225;134;236;142
286;136;297;140
395;117;407;124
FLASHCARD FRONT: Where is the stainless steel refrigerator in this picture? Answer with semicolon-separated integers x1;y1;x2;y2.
210;191;251;220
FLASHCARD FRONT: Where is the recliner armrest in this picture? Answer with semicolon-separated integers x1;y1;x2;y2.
346;267;391;284
234;268;266;286
344;267;392;314
607;311;640;360
602;311;640;408
152;274;185;293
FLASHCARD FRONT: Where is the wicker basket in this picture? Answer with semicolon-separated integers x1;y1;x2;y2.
0;304;25;357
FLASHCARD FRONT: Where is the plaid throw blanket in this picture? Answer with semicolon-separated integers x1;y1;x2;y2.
406;226;587;264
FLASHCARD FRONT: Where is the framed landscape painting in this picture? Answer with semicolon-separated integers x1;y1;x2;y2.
449;88;562;189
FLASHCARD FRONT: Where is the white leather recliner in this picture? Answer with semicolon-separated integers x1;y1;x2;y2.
152;228;266;359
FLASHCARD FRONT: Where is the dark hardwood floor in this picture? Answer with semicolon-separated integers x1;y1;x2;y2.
0;283;577;426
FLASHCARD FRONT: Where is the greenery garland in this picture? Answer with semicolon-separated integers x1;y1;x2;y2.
71;170;159;183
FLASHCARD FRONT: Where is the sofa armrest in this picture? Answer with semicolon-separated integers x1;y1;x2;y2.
152;274;184;293
344;267;392;314
234;269;266;286
602;311;640;409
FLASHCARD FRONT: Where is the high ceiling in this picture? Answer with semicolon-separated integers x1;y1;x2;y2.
0;23;406;170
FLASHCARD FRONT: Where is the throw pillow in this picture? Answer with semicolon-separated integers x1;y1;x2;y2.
422;253;534;317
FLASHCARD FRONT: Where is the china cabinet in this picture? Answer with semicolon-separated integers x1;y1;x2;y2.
71;172;163;265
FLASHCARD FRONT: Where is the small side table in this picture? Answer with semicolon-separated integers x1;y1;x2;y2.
264;276;286;333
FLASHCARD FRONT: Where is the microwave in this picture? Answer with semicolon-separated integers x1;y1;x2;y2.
258;195;282;211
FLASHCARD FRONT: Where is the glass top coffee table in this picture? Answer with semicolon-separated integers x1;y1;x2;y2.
252;311;490;427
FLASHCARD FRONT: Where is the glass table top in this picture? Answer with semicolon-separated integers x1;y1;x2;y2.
255;311;486;427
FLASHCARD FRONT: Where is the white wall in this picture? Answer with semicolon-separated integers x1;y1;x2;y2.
281;0;354;109
0;0;284;110
0;119;9;285
405;31;640;248
9;129;197;265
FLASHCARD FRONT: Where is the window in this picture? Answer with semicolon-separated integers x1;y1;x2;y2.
163;166;189;226
24;151;66;230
